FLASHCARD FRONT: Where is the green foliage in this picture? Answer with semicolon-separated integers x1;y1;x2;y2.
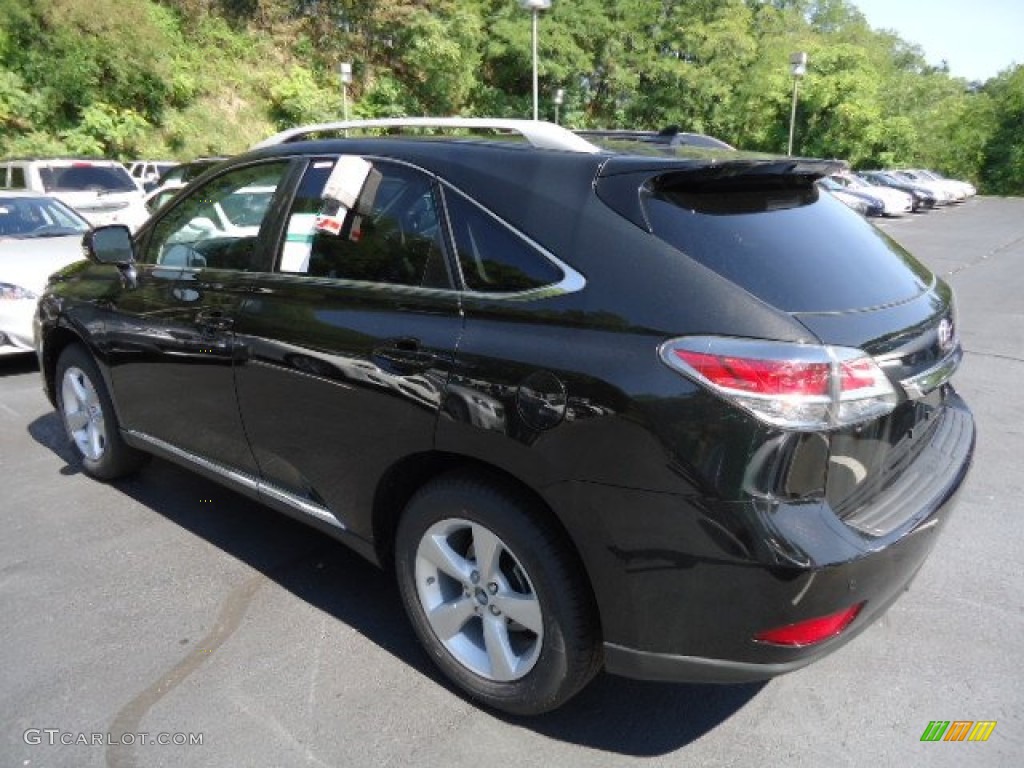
0;0;1019;194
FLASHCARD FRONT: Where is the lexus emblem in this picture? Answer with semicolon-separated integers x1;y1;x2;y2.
937;318;954;353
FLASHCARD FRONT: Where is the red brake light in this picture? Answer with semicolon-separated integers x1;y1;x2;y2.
754;602;864;647
660;337;897;430
673;349;830;397
838;358;878;391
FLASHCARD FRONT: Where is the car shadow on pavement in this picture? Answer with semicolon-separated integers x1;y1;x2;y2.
28;411;765;756
0;354;38;377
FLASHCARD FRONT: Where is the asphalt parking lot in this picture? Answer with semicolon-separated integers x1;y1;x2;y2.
2;197;1022;767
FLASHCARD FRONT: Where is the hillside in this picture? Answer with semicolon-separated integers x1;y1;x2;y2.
1;0;1021;194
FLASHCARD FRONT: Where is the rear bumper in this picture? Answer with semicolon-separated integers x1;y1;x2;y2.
548;393;975;683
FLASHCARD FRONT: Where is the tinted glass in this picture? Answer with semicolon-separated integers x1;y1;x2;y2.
10;167;26;188
0;195;90;238
279;158;451;289
444;191;562;293
39;164;137;193
645;180;932;313
142;161;288;271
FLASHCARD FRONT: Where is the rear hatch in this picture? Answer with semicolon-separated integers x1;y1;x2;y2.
596;156;968;536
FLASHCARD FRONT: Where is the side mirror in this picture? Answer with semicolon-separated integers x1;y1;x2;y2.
83;225;135;265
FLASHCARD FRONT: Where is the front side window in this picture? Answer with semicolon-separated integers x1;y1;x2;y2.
279;158;450;289
141;161;289;271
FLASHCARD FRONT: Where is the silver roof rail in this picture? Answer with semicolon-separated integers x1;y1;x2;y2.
252;117;601;154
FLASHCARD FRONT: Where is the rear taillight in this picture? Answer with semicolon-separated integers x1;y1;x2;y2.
753;602;864;647
660;337;896;430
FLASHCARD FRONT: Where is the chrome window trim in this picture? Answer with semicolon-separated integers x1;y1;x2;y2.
272;155;586;302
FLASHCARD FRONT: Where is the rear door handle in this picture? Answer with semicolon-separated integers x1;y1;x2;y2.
196;309;234;333
372;338;437;374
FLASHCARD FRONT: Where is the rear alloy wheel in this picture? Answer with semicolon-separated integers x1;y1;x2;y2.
56;344;147;480
396;474;600;715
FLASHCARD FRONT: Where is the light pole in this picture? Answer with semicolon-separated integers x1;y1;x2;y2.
787;52;807;156
339;61;353;122
519;0;552;121
553;88;564;125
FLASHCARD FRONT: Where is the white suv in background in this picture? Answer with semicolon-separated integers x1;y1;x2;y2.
0;158;149;231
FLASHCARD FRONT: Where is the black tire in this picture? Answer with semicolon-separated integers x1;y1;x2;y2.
55;344;148;480
395;472;601;715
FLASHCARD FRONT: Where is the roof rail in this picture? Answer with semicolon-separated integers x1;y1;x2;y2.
252;118;601;154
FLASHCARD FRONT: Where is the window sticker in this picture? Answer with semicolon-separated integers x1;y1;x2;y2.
280;213;319;272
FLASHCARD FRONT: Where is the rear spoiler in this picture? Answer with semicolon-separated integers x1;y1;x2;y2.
598;155;848;182
595;156;849;229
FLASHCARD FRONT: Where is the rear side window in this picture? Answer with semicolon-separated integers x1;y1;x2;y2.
444;191;562;293
10;167;26;188
644;180;932;313
39;164;136;193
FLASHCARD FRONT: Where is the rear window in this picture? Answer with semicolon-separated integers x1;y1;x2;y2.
644;179;932;313
39;164;137;193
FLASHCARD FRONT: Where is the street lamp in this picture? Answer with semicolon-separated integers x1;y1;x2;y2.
339;61;353;122
787;52;807;156
553;88;564;125
519;0;552;121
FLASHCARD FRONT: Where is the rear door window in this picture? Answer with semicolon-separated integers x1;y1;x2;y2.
279;158;451;289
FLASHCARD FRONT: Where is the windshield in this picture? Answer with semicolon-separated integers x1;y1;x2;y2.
0;196;90;238
39;164;137;193
644;178;932;313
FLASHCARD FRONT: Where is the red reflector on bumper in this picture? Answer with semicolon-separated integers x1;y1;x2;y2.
754;602;865;647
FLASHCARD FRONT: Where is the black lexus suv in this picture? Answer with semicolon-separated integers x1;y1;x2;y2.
34;118;974;715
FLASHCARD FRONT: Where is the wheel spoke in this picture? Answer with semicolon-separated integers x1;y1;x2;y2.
67;371;89;405
426;596;476;640
65;409;89;433
419;533;472;582
482;613;517;681
494;592;543;635
88;424;105;460
470;523;502;582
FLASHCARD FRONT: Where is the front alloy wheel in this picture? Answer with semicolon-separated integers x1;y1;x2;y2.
61;365;107;462
55;344;147;480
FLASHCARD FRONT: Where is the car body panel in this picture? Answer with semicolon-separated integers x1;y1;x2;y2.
34;126;975;690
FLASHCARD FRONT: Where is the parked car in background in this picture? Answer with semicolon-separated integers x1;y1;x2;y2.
817;176;883;216
144;182;186;214
0;158;149;231
128;160;178;192
892;170;962;203
145;157;231;215
858;171;940;211
828;173;913;216
0;192;89;355
152;157;228;189
907;169;976;199
35;118;974;715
